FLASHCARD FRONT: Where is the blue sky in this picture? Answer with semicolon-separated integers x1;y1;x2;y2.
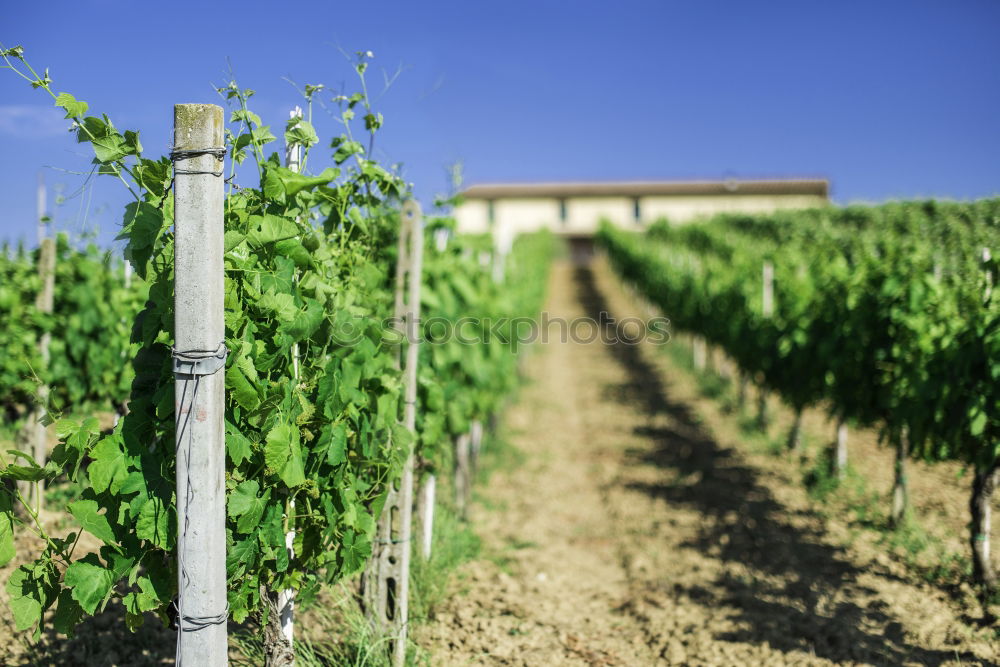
2;0;999;247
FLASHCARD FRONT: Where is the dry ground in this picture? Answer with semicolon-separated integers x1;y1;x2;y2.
418;257;1000;666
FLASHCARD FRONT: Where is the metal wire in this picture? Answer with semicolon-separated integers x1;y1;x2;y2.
170;147;227;177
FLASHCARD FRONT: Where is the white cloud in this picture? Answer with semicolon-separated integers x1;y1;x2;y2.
0;105;72;138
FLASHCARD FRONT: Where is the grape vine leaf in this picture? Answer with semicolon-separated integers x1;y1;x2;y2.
265;422;306;488
228;479;270;534
69;500;117;544
88;435;130;495
64;554;114;615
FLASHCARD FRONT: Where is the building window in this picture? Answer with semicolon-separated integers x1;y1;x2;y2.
633;198;642;224
559;199;568;225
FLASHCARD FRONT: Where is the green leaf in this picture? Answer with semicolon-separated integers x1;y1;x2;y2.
341;529;370;574
265;422;306;488
124;130;142;156
250;125;277;147
123;575;161;616
226;363;262;412
246;214;299;248
0;492;13;567
230;109;261;126
90;133;130;163
282;297;323;339
274;166;339;197
970;411;987;437
284;120;319;149
53;589;85;636
325;422;347;465
88;435;129;495
118;201;165;250
347;207;368;234
227;533;259;577
258;292;298;323
226;425;254;466
6;565;46;631
228;480;270;534
69;500;117;544
1;465;50;482
64;555;115;615
136;497;170;548
332;139;364;164
224;230;247;252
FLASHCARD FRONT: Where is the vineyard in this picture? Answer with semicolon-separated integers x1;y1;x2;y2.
0;42;999;666
598;200;1000;591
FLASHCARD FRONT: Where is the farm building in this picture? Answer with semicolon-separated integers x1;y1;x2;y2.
454;178;830;238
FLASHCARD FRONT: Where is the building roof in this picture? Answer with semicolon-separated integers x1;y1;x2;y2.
461;178;829;200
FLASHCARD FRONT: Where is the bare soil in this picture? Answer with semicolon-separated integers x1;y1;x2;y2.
418;258;1000;666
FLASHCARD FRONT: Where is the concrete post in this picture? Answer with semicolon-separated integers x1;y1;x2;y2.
392;199;423;667
366;200;424;667
419;474;436;560
835;419;848;480
172;103;228;666
31;172;54;515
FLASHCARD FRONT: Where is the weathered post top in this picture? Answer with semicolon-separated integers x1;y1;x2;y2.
173;104;224;152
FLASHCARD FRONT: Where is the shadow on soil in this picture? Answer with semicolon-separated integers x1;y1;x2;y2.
15;603;175;666
574;266;981;666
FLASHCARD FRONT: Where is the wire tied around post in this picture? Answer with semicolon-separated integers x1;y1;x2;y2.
172;343;228;378
170;147;227;177
175;600;231;632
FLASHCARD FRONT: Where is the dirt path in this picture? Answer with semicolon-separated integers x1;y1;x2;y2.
419;258;999;666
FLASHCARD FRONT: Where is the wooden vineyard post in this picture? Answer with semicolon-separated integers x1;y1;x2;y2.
171;103;229;666
756;261;774;429
367;200;424;667
30;173;54;515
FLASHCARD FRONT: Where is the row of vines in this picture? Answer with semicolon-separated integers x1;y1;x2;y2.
0;45;554;664
597;200;1000;593
0;238;142;424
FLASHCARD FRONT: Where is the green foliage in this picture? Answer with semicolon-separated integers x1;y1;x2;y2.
415;225;554;467
599;200;1000;470
0;237;144;422
0;51;410;635
0;47;555;645
599;200;1000;586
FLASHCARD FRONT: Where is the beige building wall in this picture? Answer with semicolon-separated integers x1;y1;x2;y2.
493;198;561;235
453;190;828;236
639;194;825;223
564;197;634;231
456;199;491;234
